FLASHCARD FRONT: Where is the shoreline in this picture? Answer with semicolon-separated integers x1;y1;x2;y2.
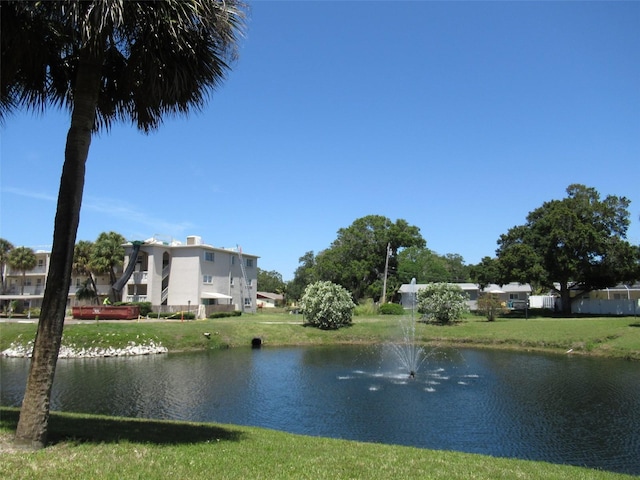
1;314;638;361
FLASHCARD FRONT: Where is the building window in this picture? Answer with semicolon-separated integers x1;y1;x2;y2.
203;275;213;284
246;258;253;268
231;256;236;265
204;252;214;262
244;297;251;306
37;259;44;268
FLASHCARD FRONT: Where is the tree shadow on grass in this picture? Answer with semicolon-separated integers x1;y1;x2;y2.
0;407;245;447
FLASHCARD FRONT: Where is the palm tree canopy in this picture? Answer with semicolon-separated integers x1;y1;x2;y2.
1;0;247;131
0;238;14;267
72;240;94;276
88;231;125;277
8;246;37;272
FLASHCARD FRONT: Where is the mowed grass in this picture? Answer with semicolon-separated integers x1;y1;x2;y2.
1;312;639;359
0;407;637;480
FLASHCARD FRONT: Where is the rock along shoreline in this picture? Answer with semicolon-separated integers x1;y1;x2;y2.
1;341;168;359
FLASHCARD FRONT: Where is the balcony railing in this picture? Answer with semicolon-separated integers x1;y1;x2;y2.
126;295;148;303
129;271;148;284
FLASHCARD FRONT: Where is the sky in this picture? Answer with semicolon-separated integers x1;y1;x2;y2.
1;1;639;281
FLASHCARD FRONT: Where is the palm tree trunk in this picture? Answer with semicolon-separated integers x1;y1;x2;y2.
14;48;103;450
89;274;99;305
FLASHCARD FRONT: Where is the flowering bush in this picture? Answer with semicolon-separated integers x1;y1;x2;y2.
417;283;469;324
300;281;356;329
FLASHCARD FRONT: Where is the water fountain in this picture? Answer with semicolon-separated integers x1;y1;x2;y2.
388;278;428;378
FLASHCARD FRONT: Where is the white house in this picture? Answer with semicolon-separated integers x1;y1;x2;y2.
257;291;284;309
398;282;532;311
122;235;258;317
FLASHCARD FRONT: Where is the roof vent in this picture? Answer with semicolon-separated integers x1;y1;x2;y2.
186;235;202;246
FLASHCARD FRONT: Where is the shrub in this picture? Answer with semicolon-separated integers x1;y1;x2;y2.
154;311;196;320
417;283;469;324
114;301;153;316
354;298;378;316
477;293;508;321
133;301;153;316
209;311;242;319
379;303;405;315
300;281;356;329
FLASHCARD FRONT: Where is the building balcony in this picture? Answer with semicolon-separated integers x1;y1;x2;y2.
128;271;148;284
126;295;148;303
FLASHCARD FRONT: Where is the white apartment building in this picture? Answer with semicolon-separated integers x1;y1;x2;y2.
2;235;258;318
3;251;120;307
3;249;50;297
122;235;258;316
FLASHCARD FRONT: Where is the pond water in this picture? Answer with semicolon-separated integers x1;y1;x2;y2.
2;345;639;475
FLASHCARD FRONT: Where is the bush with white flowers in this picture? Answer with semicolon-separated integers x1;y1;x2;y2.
417;282;469;324
300;281;356;329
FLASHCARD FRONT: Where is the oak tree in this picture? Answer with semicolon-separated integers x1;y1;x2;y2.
496;184;640;314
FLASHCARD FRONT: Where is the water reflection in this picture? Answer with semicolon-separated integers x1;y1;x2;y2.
2;346;639;475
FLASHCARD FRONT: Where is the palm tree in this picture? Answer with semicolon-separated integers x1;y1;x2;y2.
0;238;14;294
89;231;125;301
1;0;246;449
73;240;98;304
7;246;37;295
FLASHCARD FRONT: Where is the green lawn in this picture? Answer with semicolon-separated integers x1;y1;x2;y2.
2;312;639;359
1;407;637;480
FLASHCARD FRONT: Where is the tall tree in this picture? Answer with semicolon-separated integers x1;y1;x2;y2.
8;246;37;295
397;247;471;285
89;231;125;302
257;268;286;294
469;256;501;289
495;184;640;314
72;240;98;304
0;238;14;294
288;251;318;302
396;246;449;284
315;215;425;300
1;0;246;449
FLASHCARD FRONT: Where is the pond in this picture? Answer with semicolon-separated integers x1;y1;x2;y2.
2;345;639;475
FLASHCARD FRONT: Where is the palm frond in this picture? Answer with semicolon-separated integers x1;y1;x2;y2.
1;0;247;131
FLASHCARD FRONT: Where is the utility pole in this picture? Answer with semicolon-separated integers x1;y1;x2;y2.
381;243;391;304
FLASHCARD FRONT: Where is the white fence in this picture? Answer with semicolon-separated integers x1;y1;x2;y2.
528;295;556;309
571;298;639;316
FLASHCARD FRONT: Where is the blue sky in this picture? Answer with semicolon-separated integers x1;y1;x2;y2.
1;1;639;281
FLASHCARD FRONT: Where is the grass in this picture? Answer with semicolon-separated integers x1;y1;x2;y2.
2;312;639;359
0;407;637;480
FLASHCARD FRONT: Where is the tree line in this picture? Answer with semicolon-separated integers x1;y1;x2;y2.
267;185;640;317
